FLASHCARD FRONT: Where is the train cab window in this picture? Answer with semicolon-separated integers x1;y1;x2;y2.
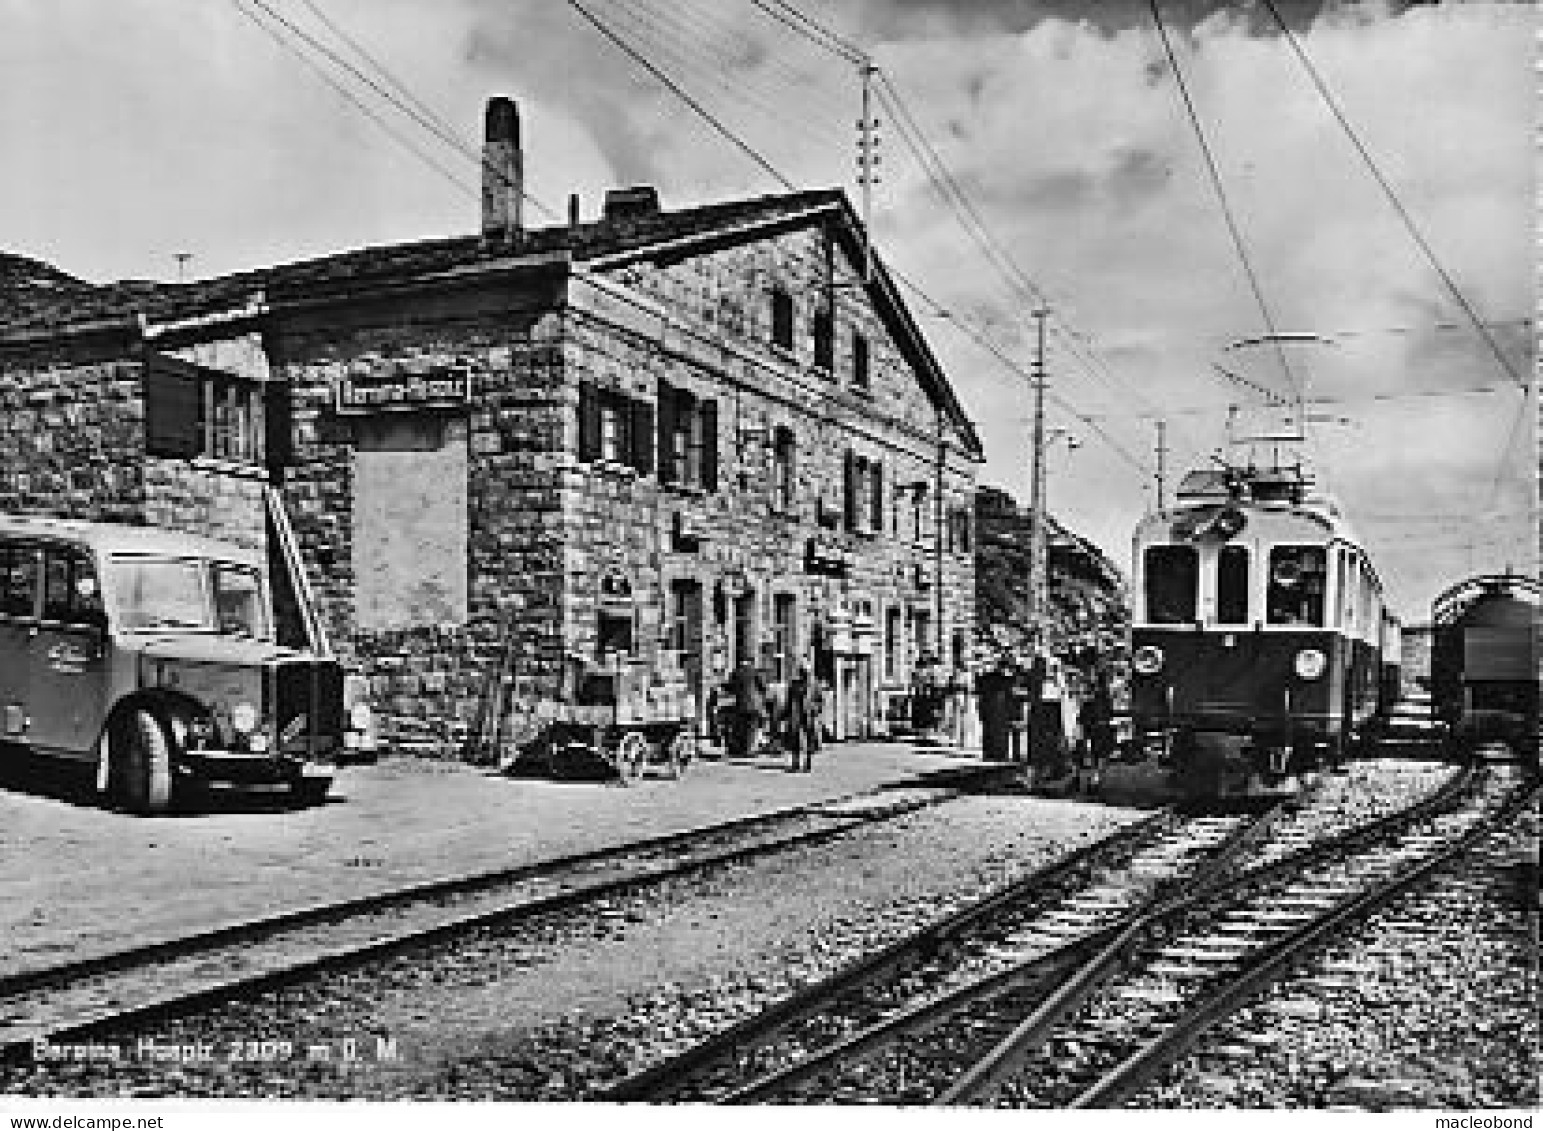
0;543;41;619
1144;545;1198;624
1215;545;1250;624
1267;545;1326;626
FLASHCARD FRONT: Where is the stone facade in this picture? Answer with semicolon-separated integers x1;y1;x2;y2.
1;187;981;758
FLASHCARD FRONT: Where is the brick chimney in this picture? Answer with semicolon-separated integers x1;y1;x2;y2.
481;97;523;241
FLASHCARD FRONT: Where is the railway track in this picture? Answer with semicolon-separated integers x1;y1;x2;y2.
0;769;1014;1062
601;805;1282;1101
603;757;1487;1104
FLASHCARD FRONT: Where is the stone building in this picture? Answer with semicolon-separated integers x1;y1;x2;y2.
0;98;983;754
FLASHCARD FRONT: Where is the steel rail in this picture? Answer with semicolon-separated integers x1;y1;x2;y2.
1;772;1009;1060
597;807;1176;1102
1070;776;1540;1108
718;806;1276;1104
934;762;1485;1106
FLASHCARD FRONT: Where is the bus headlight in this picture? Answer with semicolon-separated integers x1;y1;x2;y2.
1132;645;1165;675
230;702;259;734
1294;648;1327;680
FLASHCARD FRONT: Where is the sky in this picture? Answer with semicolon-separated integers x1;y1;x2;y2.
0;0;1534;620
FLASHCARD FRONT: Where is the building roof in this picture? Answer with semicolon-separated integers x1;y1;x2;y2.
1;187;982;457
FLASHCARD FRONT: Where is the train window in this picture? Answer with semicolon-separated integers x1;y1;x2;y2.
1216;545;1250;624
1267;545;1326;626
1144;545;1198;624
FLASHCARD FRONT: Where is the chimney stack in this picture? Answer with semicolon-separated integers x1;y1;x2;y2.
481;97;523;241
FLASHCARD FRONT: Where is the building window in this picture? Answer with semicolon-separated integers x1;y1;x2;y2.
144;355;264;464
770;288;794;351
884;605;902;681
947;507;973;555
658;383;718;490
843;451;883;535
852;332;870;390
812;307;834;373
772;592;797;682
773;426;796;514
911;483;928;544
579;381;654;474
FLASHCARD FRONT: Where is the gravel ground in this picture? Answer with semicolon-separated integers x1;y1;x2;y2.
4;794;1142;1100
0;744;982;975
1139;782;1539;1110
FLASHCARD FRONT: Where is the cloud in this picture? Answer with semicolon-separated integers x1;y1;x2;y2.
0;0;1531;616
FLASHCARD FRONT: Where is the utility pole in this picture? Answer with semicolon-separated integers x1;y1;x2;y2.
1155;419;1169;510
1026;308;1049;637
856;59;880;282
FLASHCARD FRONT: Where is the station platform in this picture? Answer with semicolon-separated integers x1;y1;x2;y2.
0;740;998;979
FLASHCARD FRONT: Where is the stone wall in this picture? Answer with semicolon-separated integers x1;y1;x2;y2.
0;347;264;547
560;226;976;734
266;287;572;753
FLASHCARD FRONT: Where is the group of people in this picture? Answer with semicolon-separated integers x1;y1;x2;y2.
719;659;825;772
714;645;1122;784
976;648;1120;791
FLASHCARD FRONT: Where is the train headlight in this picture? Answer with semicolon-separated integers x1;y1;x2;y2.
230;702;259;735
1132;645;1165;675
1293;648;1327;680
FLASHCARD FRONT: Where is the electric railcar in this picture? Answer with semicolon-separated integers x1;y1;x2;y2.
1429;573;1540;763
1127;465;1400;801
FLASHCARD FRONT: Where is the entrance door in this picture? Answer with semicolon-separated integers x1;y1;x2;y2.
733;590;756;671
839;655;873;741
670;579;704;708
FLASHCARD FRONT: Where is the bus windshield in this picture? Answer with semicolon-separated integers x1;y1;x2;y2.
109;557;271;639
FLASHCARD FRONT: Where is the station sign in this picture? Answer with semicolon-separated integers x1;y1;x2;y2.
334;364;473;414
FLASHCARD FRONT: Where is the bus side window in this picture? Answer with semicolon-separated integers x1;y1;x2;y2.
1;544;41;620
42;547;105;628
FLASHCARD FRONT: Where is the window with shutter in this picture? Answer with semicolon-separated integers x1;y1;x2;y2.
578;381;601;462
264;383;292;480
843;451;858;531
143;361;204;459
771;288;794;350
629;398;654;475
700;399;718;492
870;461;884;534
813;307;834;372
656;383;677;483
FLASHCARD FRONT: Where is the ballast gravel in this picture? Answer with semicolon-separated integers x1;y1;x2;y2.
3;794;1141;1100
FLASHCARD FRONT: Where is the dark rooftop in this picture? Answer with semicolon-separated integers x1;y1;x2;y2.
0;188;845;336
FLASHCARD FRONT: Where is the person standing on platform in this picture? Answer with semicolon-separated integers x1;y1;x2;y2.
727;658;769;759
1077;669;1117;793
976;658;1014;761
783;664;821;772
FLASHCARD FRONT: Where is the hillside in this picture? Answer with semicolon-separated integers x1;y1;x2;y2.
974;485;1129;674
